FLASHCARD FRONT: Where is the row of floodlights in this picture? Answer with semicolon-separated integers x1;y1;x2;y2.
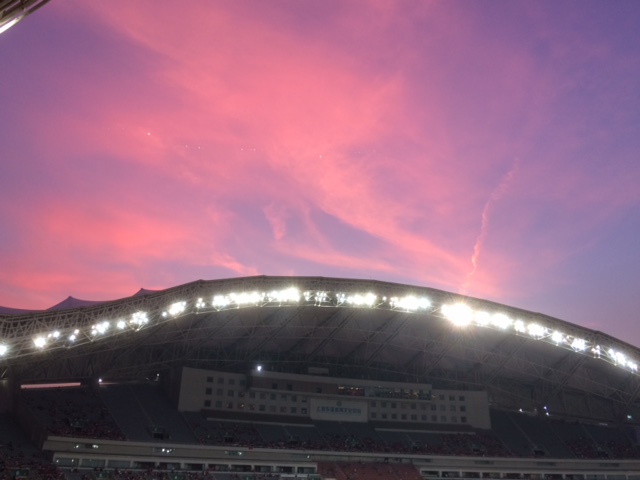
441;303;638;372
0;288;637;374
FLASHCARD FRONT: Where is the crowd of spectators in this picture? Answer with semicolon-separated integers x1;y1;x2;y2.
23;388;125;441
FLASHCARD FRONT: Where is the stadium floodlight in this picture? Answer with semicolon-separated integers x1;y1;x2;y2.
131;311;149;329
195;297;206;309
347;293;377;307
0;0;51;36
551;331;564;344
491;313;512;330
514;319;526;333
116;320;126;330
33;336;47;349
167;301;187;317
212;295;230;308
570;338;586;351
442;303;473;327
474;311;491;327
392;295;430;312
527;323;545;338
0;344;7;356
270;287;300;303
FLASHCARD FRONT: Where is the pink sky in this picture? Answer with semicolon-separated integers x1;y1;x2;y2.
1;1;639;344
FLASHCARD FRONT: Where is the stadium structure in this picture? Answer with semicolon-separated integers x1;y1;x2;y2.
2;275;640;480
0;0;51;35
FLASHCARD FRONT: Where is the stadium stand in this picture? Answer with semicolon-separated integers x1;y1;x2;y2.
3;276;640;478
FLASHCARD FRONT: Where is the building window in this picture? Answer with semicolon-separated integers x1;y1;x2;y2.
206;377;213;383
421;415;427;421
204;400;211;408
228;390;234;397
391;413;397;420
411;414;417;421
459;395;465;401
371;412;377;419
382;402;388;408
461;416;467;423
217;389;223;396
249;392;256;399
218;378;224;384
431;404;436;411
391;402;397;408
301;408;307;415
290;407;297;414
431;415;437;422
215;401;222;408
460;405;466;412
269;405;276;413
449;395;455;401
451;416;457;422
205;388;212;395
291;395;297;402
450;405;456;412
439;405;446;411
401;414;407;420
272;383;278;390
259;404;265;411
229;378;235;385
280;406;286;413
260;393;266;400
371;401;377;407
226;402;233;409
440;415;447;422
270;393;276;400
287;384;293;391
381;413;388;419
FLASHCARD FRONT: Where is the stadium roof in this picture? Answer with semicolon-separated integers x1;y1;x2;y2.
1;275;640;423
0;0;50;35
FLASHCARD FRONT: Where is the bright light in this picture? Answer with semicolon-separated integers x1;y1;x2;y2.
167;301;187;317
394;295;430;311
0;17;23;35
442;303;473;327
514;320;526;333
571;338;586;351
117;320;126;330
212;295;229;308
0;344;7;356
347;293;377;307
527;323;545;338
256;365;263;372
475;311;491;326
196;298;206;309
271;287;300;303
33;337;47;349
551;331;564;344
492;313;512;329
231;291;260;305
131;311;148;327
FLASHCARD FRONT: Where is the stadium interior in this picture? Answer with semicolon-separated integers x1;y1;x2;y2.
2;276;640;480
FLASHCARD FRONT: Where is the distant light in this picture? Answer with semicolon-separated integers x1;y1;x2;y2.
117;320;126;329
167;301;186;317
0;344;7;356
0;17;23;35
527;323;545;338
442;303;473;327
492;313;512;329
551;331;564;344
571;338;586;351
256;365;263;372
33;337;47;349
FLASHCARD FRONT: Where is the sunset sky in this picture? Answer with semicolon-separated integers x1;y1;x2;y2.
1;2;639;345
